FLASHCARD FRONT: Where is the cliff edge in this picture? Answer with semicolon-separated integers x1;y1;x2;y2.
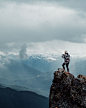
49;68;86;108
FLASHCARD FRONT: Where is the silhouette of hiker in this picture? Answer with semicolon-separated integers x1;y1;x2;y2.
62;51;70;72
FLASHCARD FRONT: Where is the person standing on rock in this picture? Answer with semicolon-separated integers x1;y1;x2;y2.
62;51;70;72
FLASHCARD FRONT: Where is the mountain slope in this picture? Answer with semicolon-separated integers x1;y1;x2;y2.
0;60;52;96
5;59;42;76
0;87;49;108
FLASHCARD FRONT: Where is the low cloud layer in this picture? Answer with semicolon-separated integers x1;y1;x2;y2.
25;40;86;58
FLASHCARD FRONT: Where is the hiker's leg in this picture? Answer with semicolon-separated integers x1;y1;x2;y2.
62;63;65;70
66;63;69;72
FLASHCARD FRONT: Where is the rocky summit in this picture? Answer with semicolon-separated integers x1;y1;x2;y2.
49;68;86;108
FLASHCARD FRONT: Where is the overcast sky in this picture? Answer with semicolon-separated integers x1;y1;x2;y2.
0;0;86;58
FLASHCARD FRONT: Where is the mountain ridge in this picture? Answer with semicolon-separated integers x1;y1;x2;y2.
0;86;49;108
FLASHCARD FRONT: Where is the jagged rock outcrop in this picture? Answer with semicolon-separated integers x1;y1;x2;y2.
49;68;86;108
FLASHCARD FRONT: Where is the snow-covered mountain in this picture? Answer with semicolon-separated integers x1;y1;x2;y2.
17;55;62;72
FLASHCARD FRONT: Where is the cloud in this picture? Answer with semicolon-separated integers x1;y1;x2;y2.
0;1;86;45
0;0;86;56
19;43;28;59
57;0;86;12
23;40;86;59
1;0;86;12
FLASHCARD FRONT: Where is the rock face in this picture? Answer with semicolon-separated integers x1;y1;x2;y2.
49;68;86;108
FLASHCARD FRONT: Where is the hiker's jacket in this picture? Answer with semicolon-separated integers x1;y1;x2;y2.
62;53;70;64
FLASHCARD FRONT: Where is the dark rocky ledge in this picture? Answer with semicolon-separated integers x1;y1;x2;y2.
49;68;86;108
